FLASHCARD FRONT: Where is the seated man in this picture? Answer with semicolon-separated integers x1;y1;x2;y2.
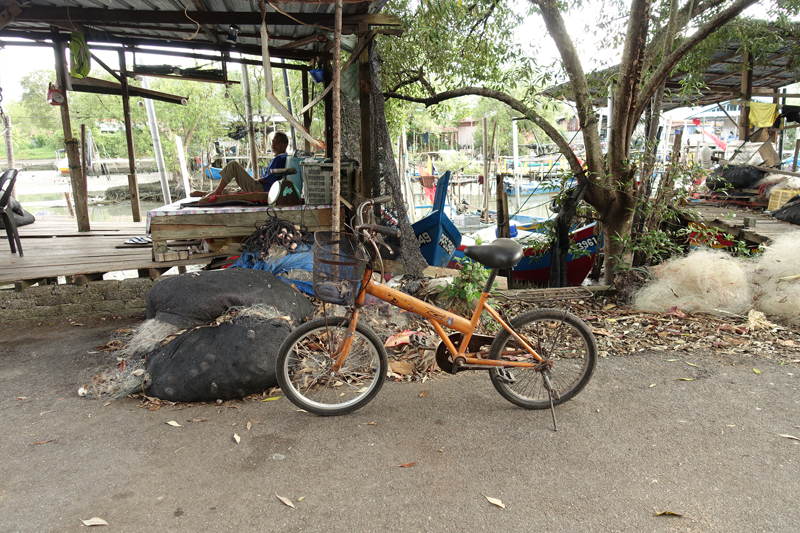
200;132;290;198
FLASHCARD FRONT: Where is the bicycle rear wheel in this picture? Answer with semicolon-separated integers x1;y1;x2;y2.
488;308;597;409
275;316;388;416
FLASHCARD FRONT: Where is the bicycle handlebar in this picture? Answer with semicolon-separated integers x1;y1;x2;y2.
356;195;393;227
357;224;400;238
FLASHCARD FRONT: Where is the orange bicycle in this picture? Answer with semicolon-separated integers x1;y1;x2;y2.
276;195;598;418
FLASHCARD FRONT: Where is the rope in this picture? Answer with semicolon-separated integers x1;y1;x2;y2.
239;209;315;256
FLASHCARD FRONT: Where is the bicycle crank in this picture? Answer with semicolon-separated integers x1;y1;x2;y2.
435;333;494;374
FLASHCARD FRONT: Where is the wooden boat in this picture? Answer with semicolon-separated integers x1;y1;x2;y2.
411;171;462;268
448;223;600;286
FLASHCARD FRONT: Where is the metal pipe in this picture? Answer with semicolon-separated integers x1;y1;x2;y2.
141;76;171;205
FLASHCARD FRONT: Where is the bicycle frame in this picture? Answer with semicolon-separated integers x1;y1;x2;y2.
331;263;545;372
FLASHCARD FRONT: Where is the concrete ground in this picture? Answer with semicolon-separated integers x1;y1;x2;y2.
1;317;798;532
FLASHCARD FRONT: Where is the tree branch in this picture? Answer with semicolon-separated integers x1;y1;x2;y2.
633;0;759;124
384;86;585;179
531;0;602;181
610;0;652;175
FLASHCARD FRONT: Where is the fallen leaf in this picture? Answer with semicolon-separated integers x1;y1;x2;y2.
261;397;281;402
778;434;800;441
276;494;295;508
685;362;698;367
419;390;427;397
246;421;252;431
667;306;687;318
233;433;241;444
297;496;305;502
384;330;420;347
399;463;416;467
649;384;656;388
389;360;414;375
483;494;506;509
665;359;678;362
166;421;183;427
32;439;55;445
753;368;761;374
603;303;617;310
80;517;109;526
654;511;684;517
592;328;611;336
676;378;695;381
365;422;377;426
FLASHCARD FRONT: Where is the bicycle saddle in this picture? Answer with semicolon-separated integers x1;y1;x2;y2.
463;238;523;269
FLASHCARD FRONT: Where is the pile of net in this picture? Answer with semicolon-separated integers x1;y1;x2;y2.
632;234;800;323
78;269;315;401
230;210;317;295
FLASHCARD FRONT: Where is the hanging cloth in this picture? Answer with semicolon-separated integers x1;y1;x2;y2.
749;102;779;128
70;32;91;78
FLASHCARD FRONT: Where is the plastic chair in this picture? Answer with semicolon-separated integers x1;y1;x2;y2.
0;168;23;256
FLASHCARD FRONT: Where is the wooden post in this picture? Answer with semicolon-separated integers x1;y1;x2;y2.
358;42;372;203
51;29;90;231
3;113;15;200
118;49;142;222
80;124;87;188
793;139;799;172
331;0;343;230
482;116;489;222
739;52;753;142
241;63;259;175
302;69;312;152
324;59;334;159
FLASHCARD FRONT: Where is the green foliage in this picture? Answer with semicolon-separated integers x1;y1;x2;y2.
440;256;494;308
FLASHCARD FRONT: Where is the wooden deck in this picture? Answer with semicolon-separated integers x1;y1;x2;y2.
690;203;800;245
1;217;225;287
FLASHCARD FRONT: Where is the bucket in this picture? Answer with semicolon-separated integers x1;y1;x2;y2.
310;69;324;83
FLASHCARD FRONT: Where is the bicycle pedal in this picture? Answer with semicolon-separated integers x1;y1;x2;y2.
495;368;518;385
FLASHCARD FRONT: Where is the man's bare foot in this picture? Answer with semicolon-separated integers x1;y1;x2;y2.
189;190;206;198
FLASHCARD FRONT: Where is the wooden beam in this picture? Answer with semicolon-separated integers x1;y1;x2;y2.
69;76;187;105
15;8;403;28
1;28;325;62
189;0;223;45
0;3;22;31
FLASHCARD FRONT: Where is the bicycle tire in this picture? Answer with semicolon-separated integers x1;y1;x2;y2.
275;316;388;416
488;308;597;409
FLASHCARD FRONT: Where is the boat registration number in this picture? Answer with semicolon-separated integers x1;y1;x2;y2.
575;236;598;251
417;231;456;255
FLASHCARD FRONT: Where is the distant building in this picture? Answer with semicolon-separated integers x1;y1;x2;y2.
457;118;478;151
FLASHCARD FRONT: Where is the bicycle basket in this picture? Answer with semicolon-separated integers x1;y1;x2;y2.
312;231;369;306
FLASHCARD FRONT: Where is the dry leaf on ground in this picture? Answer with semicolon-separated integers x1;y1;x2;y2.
80;517;109;526
276;494;295;508
482;494;505;509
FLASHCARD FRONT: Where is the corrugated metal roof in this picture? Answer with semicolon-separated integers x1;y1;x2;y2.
543;39;800;111
1;1;396;61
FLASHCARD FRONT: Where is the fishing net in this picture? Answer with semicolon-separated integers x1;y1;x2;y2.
632;249;752;315
368;45;428;277
78;304;299;401
749;234;800;324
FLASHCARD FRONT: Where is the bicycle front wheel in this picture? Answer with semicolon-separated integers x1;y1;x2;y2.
488;308;597;409
275;316;388;416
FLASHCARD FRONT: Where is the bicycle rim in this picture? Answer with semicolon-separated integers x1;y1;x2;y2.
489;309;597;409
276;317;387;416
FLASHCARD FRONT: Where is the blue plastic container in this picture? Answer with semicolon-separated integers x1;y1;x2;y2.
310;69;325;83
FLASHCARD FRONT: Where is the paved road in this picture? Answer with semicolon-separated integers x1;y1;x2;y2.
1;318;798;532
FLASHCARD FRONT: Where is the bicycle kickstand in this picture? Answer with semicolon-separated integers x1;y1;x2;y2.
542;371;559;432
